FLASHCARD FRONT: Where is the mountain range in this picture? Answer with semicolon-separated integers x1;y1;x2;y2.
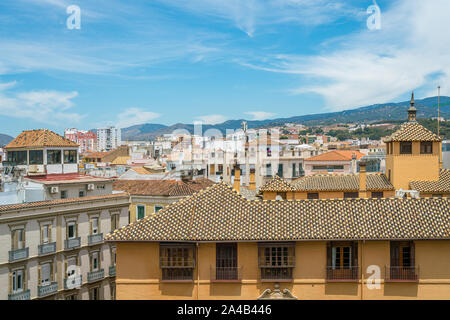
121;96;450;141
0;133;14;147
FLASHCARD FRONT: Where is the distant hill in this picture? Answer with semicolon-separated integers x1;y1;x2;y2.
0;133;13;147
121;96;450;140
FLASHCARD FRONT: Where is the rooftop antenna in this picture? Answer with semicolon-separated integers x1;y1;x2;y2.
438;85;441;138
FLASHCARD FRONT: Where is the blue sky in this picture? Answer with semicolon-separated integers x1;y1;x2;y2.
0;0;449;136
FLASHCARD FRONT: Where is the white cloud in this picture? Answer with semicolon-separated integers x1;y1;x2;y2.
0;82;83;124
116;108;161;128
239;0;450;110
195;114;228;124
245;111;276;120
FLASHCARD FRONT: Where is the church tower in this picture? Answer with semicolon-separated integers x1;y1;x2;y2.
384;92;442;190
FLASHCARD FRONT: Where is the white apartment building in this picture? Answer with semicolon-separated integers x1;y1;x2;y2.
97;127;121;152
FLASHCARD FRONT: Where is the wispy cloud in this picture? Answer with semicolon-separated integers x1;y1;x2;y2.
116;108;161;128
245;111;276;120
195;114;228;124
238;0;450;110
0;82;83;124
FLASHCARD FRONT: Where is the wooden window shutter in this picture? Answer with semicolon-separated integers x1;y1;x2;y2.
410;241;415;267
9;272;13;294
390;241;399;267
23;269;27;290
66;223;69;239
64;260;68;277
111;216;114;231
48;225;52;243
40;226;44;244
12;230;17;250
326;242;331;267
38;265;42;285
89;219;92;235
75;222;78;238
90;254;93;272
50;262;54;282
352;241;358;267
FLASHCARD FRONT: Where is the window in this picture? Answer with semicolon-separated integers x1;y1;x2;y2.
12;228;25;250
111;214;120;232
111;247;117;267
312;165;344;171
60;190;68;199
267;147;272;157
400;142;412;154
432;194;443;197
67;222;76;239
12;269;24;294
307;193;319;199
277;164;283;177
110;282;116;300
65;294;78;300
40;263;52;286
89;287;100;300
327;242;358;280
79;190;85;197
389;241;417;281
160;244;195;281
8;151;27;165
47;150;61;164
292;163;297;177
64;150;77;164
154;206;163;213
371;192;383;198
344;192;359;199
215;243;238;281
265;164;272;177
29;150;43;165
258;243;295;281
91;252;100;272
136;205;145;220
41;225;50;244
91;217;99;235
388;169;391;182
66;257;77;278
420;142;433;154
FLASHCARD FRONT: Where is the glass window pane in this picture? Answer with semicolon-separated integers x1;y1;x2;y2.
29;150;43;165
47;150;61;164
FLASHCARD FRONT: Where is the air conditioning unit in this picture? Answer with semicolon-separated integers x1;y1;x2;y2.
87;184;95;191
50;186;59;194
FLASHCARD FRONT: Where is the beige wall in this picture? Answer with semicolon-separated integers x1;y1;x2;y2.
115;240;450;300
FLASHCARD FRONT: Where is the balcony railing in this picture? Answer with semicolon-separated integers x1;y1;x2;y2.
8;289;30;300
88;233;103;245
326;266;359;282
64;237;81;250
88;269;105;283
161;268;194;281
38;282;58;297
38;242;56;255
160;258;196;268
385;266;419;282
9;247;29;262
258;256;295;268
260;267;293;281
64;275;82;290
109;265;116;277
211;266;242;282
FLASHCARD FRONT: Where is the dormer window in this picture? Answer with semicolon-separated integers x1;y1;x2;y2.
400;142;412;154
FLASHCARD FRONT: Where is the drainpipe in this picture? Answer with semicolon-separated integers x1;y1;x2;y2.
196;242;199;300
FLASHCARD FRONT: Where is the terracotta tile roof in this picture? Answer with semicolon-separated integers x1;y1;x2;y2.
410;169;450;193
111;156;130;165
83;151;109;159
305;150;365;162
383;121;441;142
105;183;450;242
292;173;394;192
24;173;111;184
112;178;214;197
0;193;129;212
259;175;294;192
131;167;153;175
5;129;79;149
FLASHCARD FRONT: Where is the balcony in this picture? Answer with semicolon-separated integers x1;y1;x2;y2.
9;247;29;262
210;266;242;282
88;233;103;245
88;269;105;283
38;282;58;297
326;266;359;282
64;275;82;290
385;266;419;282
38;242;56;255
109;265;116;277
8;289;30;300
64;237;81;250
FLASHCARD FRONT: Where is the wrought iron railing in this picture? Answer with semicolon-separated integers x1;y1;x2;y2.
160;258;195;268
258;256;295;268
326;266;359;281
64;275;82;290
9;247;29;262
211;266;242;282
88;269;105;283
38;282;58;297
88;233;103;245
109;265;116;277
260;267;293;281
64;237;81;250
385;266;419;282
38;242;56;255
161;268;194;281
8;289;30;300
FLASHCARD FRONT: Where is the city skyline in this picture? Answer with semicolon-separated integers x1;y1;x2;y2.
1;0;449;136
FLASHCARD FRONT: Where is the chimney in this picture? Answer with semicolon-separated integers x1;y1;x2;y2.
249;168;256;191
233;165;241;193
351;152;357;174
359;160;367;198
